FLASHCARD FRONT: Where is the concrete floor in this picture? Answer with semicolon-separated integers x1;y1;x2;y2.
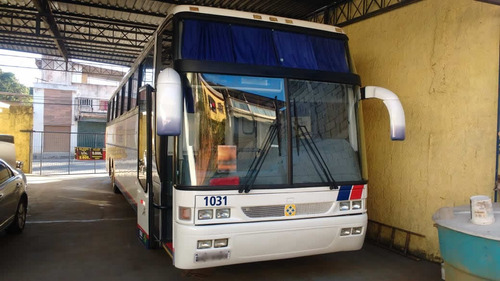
0;174;442;281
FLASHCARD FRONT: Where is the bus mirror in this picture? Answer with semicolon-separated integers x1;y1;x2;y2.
157;68;182;136
361;86;406;141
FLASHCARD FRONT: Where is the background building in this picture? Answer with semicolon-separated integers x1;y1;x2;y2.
32;56;125;161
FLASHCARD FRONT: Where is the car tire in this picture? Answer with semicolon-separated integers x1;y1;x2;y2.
6;199;27;234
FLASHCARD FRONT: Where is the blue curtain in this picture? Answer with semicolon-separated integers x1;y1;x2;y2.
311;37;349;73
181;19;235;62
231;25;278;66
181;19;349;73
272;31;318;70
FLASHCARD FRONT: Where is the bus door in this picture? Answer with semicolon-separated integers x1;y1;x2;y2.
152;134;174;254
137;85;154;248
137;83;174;252
151;89;174;253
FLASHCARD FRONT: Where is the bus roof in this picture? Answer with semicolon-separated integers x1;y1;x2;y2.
168;5;345;35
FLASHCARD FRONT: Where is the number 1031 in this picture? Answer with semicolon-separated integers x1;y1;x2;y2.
204;196;227;206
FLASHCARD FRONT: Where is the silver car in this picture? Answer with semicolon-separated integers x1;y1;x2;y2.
0;159;28;234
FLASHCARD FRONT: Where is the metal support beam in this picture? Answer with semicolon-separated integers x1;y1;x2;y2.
52;0;166;18
0;29;145;50
0;4;152;66
35;57;128;75
0;4;157;30
307;0;422;27
58;20;152;47
54;13;157;31
0;11;151;48
32;0;69;61
0;39;57;53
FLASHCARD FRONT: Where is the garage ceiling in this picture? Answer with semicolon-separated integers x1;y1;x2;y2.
0;0;420;68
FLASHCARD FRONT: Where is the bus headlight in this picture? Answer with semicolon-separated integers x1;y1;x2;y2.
197;240;212;249
216;208;231;219
198;209;213;220
352;227;363;235
340;228;352;236
339;202;350;211
352;200;362;210
214;238;228;248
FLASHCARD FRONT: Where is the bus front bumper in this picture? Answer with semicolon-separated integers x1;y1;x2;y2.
173;213;367;269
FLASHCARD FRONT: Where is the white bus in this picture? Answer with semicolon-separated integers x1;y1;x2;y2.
106;5;405;269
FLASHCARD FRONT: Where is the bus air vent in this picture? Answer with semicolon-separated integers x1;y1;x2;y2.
242;202;332;218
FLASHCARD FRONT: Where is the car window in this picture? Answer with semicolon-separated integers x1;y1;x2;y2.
0;163;12;184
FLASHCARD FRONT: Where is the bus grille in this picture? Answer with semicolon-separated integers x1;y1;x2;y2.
241;202;332;218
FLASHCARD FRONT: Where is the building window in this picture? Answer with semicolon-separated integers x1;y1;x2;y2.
79;98;93;106
99;100;108;111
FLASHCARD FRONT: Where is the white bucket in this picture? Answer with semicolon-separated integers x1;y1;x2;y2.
470;195;495;225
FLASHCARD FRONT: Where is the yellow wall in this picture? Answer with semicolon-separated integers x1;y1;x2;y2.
0;105;33;173
343;0;500;260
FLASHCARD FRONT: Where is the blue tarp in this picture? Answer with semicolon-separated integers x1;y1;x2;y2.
181;19;350;73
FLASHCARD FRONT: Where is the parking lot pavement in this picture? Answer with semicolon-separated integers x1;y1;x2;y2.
0;174;442;281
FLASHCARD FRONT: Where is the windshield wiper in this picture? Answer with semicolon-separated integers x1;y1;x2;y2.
240;97;281;193
293;100;338;190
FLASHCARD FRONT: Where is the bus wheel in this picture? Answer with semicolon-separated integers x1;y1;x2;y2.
111;166;120;194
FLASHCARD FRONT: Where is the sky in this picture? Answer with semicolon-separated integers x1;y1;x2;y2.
0;49;42;88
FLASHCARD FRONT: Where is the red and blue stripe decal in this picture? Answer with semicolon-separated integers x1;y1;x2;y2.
337;185;364;201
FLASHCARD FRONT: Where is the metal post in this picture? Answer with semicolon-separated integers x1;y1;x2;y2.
39;132;43;175
94;133;97;173
29;131;33;174
68;132;71;174
495;55;500;202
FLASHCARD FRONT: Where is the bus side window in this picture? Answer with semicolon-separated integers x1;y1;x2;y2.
114;95;119;119
141;54;154;86
127;76;132;111
117;87;122;117
108;100;112;121
122;86;127;115
130;70;139;108
123;81;129;113
138;87;148;190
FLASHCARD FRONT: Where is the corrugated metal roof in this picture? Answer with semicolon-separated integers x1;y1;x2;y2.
0;0;170;66
0;0;418;67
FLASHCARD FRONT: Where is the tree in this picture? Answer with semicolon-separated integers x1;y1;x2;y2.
0;68;31;103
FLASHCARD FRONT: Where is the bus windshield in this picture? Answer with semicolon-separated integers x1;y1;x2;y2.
179;73;362;188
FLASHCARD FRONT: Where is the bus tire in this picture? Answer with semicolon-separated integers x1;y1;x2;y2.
110;166;120;194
